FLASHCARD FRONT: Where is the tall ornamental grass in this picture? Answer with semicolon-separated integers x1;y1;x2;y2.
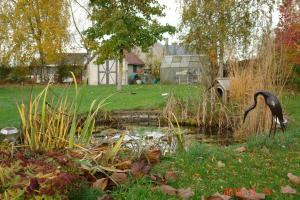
17;73;105;152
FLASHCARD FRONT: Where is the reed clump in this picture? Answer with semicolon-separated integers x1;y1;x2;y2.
230;38;293;138
163;37;293;141
17;73;105;152
163;91;234;131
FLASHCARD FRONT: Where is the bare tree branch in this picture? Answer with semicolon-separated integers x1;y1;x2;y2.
71;0;92;18
67;0;96;68
68;0;87;49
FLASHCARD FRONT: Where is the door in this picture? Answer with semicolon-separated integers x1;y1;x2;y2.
98;60;118;85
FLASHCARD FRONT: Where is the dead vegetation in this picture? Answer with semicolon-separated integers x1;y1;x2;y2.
230;38;293;138
163;37;293;140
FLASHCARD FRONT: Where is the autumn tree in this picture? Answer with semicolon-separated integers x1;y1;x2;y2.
180;0;274;79
275;0;300;68
0;0;70;81
85;0;175;90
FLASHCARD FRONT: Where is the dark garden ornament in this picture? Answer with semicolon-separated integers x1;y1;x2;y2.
243;90;287;137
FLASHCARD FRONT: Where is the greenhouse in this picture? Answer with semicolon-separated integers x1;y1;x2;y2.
160;55;210;84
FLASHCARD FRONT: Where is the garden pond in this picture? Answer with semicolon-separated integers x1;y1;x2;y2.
92;125;234;154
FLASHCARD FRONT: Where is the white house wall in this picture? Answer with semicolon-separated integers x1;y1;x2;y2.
87;58;99;85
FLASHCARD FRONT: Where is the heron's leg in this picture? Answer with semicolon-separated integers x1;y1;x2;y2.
269;116;274;137
280;123;285;133
273;118;277;138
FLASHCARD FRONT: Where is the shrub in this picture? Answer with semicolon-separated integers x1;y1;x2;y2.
7;66;29;83
0;65;11;82
57;65;84;83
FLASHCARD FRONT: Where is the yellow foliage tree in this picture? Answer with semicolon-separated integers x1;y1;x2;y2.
0;0;70;80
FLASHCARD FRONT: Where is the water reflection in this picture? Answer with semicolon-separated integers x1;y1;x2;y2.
93;125;233;154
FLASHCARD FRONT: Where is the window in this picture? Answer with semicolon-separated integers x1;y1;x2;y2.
133;65;137;73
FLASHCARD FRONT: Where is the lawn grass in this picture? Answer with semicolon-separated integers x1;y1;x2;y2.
0;84;201;128
111;94;300;199
1;84;299;199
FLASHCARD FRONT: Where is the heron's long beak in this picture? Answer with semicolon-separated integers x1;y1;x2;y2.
243;106;254;123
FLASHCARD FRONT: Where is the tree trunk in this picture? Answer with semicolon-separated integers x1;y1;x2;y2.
117;54;123;91
38;48;45;82
217;0;225;78
218;42;224;78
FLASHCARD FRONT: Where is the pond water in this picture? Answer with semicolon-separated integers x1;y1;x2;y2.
93;125;233;154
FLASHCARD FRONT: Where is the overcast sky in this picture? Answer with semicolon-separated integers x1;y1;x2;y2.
157;0;181;42
69;0;181;52
69;0;280;52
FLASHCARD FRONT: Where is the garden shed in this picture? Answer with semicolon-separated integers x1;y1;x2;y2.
87;52;145;85
160;55;209;84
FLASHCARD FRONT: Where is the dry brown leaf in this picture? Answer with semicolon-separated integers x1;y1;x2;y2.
288;173;300;185
263;188;272;196
98;195;115;200
235;146;247;153
151;174;167;185
146;149;161;164
202;192;231;200
177;188;194;199
68;150;84;159
82;169;97;182
165;171;178;182
281;185;297;194
131;160;151;179
235;188;265;200
93;178;109;191
114;160;132;170
154;185;194;199
110;172;127;185
158;185;177;196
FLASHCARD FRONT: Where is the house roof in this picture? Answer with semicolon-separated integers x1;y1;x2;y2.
124;52;145;65
60;53;87;65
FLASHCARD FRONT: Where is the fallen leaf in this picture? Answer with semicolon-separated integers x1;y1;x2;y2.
235;146;247;153
165;171;178;182
235;188;265;200
224;188;235;196
177;188;194;199
263;188;272;196
131;160;151;179
146;149;161;164
98;195;115;200
115;160;132;170
93;178;109;191
68;150;84;159
151;174;166;185
56;156;69;165
110;172;127;185
82;170;97;182
158;185;177;196
202;192;231;200
26;178;40;195
287;173;300;185
281;185;297;194
217;161;225;168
